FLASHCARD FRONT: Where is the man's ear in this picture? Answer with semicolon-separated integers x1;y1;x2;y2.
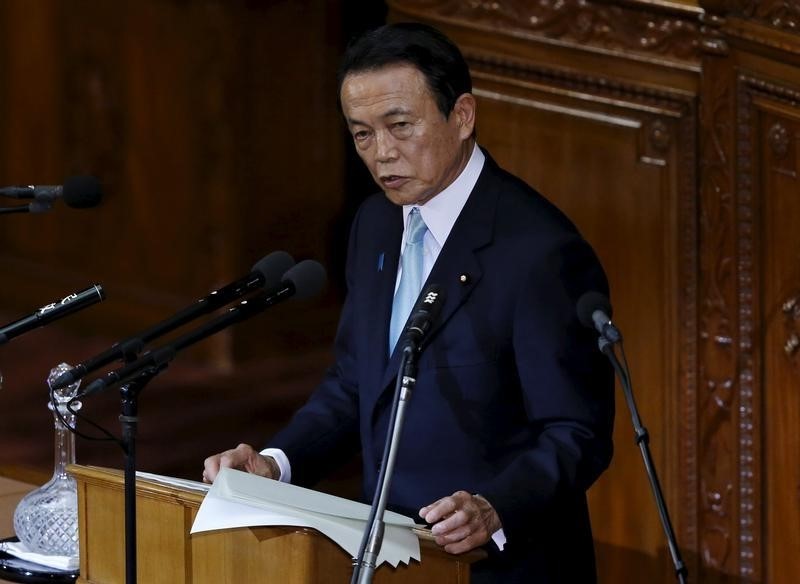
453;93;477;140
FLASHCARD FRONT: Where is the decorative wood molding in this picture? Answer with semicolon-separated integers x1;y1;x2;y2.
699;70;800;580
733;1;800;33
697;52;738;576
743;75;800;382
676;98;700;555
734;72;758;580
698;13;730;56
782;296;800;362
389;0;702;64
467;50;693;117
768;122;791;158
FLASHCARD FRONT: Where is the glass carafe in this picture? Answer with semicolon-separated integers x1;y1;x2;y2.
12;363;81;558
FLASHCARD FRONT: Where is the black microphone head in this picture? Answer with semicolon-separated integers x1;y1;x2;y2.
252;251;295;288
411;283;445;321
63;175;103;209
576;291;612;329
400;283;446;351
283;260;326;300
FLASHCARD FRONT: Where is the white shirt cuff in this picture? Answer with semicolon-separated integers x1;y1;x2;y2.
259;447;291;484
491;528;506;551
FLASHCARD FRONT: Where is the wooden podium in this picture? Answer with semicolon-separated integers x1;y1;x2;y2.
69;465;480;583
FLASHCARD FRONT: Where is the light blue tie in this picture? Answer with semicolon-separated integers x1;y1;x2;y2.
389;208;428;354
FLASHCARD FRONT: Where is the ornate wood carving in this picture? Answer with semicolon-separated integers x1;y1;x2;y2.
699;13;730;55
389;0;702;63
768;122;791;158
677;99;700;556
734;1;800;33
782;296;800;362
698;49;738;576
734;72;758;579
466;50;692;116
747;78;800;379
699;70;800;581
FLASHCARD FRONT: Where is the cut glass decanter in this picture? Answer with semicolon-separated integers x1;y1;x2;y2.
13;363;81;558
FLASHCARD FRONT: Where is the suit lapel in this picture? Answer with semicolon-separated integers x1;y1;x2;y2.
362;201;403;392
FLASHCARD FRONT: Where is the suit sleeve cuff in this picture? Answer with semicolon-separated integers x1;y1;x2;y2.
259;447;292;483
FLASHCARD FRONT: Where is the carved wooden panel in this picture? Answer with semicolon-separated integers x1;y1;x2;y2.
695;10;800;580
388;0;703;65
733;1;800;33
696;40;743;581
744;80;800;584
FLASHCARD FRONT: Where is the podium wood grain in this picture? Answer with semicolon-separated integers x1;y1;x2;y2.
70;465;477;584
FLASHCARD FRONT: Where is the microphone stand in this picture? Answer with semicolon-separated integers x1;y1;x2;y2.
598;336;688;584
351;346;417;584
115;362;165;584
85;285;303;584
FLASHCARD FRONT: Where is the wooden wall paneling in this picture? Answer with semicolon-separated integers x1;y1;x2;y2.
225;0;346;362
0;0;246;358
731;24;800;581
697;2;800;580
388;1;704;581
752;92;800;584
0;0;347;367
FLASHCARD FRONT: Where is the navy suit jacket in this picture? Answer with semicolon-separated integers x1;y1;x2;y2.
269;152;614;582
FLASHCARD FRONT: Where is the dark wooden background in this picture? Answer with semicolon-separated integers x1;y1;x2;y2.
1;0;798;582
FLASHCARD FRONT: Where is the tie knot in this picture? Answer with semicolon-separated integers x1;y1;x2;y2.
406;208;427;244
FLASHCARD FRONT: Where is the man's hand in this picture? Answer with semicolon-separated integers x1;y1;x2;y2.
419;491;502;554
202;443;279;483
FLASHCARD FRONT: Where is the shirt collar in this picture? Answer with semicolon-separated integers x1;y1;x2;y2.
401;143;485;246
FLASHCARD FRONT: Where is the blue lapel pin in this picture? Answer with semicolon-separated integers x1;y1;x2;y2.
377;252;385;272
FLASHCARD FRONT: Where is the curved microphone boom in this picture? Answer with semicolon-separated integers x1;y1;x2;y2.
51;251;296;390
0;176;103;214
0;285;105;345
576;291;688;584
81;259;326;397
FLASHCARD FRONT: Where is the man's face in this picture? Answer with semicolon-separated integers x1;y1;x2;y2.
340;64;475;206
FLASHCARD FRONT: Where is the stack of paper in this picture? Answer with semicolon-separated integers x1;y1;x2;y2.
188;468;421;568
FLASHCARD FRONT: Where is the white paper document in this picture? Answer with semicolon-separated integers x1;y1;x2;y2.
189;467;421;568
136;471;210;494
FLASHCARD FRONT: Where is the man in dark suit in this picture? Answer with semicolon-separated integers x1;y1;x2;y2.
204;22;614;583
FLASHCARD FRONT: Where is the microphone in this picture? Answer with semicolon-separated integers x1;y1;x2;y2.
0;284;105;345
400;284;445;352
352;287;442;584
51;251;296;390
576;291;621;344
0;176;103;213
576;291;689;583
81;259;326;396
